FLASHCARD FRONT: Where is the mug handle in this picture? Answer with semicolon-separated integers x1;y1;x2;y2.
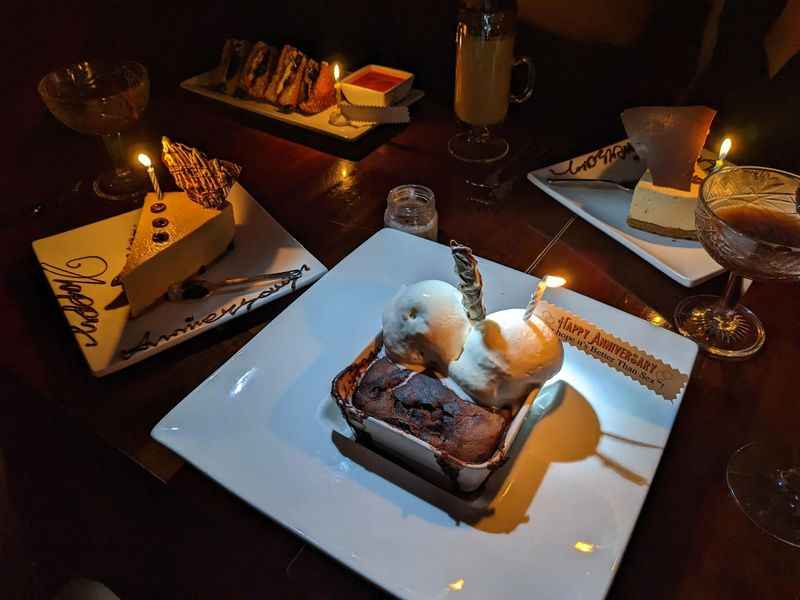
510;56;535;104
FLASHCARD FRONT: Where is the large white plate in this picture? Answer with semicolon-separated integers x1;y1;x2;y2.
152;228;698;600
181;71;424;142
528;140;725;287
32;183;326;376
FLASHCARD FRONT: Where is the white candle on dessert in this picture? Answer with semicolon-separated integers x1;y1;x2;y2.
137;153;162;199
523;275;566;320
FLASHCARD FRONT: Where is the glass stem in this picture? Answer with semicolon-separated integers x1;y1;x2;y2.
714;272;744;316
468;125;490;143
101;132;128;174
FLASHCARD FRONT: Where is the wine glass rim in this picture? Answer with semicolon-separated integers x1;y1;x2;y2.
37;59;148;102
699;164;800;250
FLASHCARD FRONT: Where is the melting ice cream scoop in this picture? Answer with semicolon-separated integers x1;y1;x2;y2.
382;280;471;372
448;308;564;409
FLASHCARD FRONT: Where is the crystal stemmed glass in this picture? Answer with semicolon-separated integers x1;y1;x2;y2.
674;165;800;546
38;60;150;201
674;166;800;358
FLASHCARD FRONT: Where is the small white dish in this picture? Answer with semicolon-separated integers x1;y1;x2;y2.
153;228;698;600
528;140;725;287
32;183;327;376
340;65;414;107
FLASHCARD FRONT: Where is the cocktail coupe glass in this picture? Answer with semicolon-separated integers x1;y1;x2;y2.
38;60;149;201
674;166;800;546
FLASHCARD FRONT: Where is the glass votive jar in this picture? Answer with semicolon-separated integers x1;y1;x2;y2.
384;184;438;241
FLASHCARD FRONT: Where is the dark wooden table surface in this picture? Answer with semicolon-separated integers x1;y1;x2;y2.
3;83;800;599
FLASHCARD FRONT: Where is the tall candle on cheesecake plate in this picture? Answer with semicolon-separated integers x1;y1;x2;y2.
137;153;162;199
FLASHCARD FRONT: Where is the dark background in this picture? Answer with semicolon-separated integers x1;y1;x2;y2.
9;0;798;175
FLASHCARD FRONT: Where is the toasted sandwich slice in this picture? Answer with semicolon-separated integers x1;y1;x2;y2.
266;46;308;107
210;39;252;96
299;61;336;114
239;42;279;98
277;55;309;110
264;45;300;103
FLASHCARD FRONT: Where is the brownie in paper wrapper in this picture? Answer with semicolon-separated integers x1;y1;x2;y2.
161;137;242;209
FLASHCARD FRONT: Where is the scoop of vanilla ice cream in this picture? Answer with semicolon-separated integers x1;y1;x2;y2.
448;308;563;408
382;280;472;371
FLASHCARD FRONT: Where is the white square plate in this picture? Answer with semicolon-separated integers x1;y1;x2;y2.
152;228;698;599
32;184;326;376
181;71;424;142
528;140;725;287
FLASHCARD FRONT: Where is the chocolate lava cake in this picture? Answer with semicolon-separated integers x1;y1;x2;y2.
353;358;509;463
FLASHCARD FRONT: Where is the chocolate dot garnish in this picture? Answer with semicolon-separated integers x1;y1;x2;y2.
150;202;167;213
152;217;169;228
152;231;170;243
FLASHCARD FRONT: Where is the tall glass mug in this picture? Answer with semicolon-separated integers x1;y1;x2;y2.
449;0;534;163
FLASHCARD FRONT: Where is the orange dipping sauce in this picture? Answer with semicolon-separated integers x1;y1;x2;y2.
348;71;406;92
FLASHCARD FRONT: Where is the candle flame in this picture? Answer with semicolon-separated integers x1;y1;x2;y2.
137;153;152;168
718;138;732;162
543;275;566;288
333;63;341;82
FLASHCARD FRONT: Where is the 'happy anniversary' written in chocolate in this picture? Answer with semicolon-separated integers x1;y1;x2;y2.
120;265;309;360
40;256;108;347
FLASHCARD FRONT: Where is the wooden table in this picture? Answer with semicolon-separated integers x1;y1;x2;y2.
3;85;800;599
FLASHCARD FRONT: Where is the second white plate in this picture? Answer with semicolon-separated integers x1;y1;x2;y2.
153;228;698;600
528;140;724;287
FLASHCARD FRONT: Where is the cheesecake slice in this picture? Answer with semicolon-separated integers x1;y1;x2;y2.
119;191;235;317
627;162;706;240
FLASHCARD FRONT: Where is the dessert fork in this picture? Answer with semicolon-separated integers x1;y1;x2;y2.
546;177;637;192
167;266;309;303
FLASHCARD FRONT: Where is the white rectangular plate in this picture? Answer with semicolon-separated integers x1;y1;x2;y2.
153;228;698;600
32;183;326;376
528;140;724;287
181;71;424;142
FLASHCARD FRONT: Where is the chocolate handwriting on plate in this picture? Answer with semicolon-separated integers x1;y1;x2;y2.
119;265;310;360
40;256;108;347
549;142;637;177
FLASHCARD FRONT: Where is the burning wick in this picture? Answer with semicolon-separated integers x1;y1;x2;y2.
333;63;342;107
715;137;732;171
523;275;566;320
137;153;162;199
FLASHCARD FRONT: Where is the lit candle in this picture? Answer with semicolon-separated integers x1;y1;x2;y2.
137;153;162;199
715;137;732;171
523;275;566;320
333;63;342;106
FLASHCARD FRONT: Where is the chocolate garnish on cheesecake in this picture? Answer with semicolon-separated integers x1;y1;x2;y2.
161;137;241;209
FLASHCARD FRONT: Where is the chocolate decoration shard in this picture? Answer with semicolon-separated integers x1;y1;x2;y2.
161;137;242;209
621;106;716;191
450;240;486;322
